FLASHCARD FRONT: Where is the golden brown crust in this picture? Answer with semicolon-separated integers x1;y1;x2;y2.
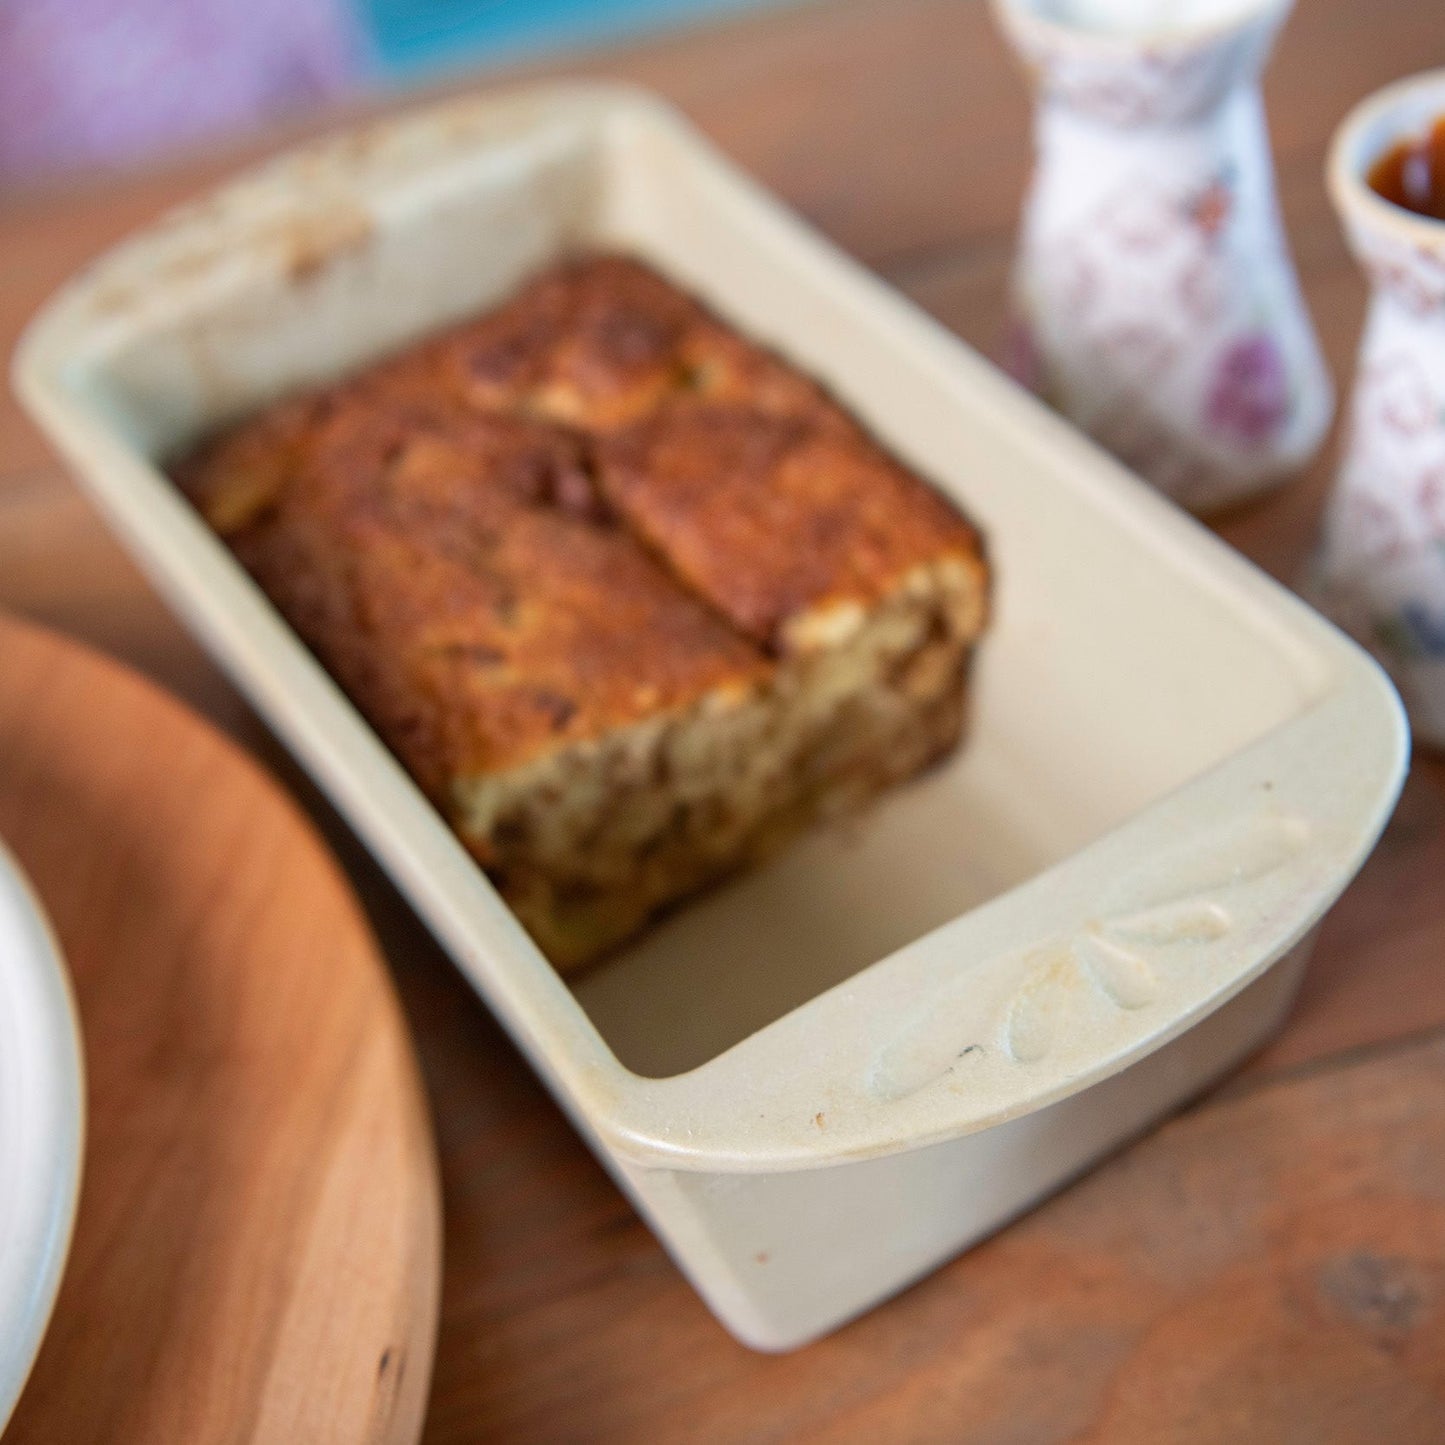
180;395;768;791
442;254;832;431
174;254;990;968
595;403;986;651
437;254;986;650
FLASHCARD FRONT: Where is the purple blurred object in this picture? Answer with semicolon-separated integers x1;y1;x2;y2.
1205;332;1292;449
0;0;363;182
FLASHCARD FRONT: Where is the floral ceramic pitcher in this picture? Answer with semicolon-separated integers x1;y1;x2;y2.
992;0;1333;512
1312;70;1445;749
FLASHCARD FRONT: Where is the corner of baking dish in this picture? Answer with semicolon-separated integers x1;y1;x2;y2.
10;81;1411;1180
9;81;663;369
595;644;1407;1172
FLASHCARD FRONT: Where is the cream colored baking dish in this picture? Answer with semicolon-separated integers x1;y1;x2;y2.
14;83;1408;1351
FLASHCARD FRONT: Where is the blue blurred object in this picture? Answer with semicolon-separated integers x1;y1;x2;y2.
362;0;784;77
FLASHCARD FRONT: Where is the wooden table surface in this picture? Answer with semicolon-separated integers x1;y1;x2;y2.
4;1;1445;1439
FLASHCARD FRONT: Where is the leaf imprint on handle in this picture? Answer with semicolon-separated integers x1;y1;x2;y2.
1003;945;1080;1064
1122;814;1311;912
1074;929;1159;1010
867;810;1313;1092
1102;900;1232;948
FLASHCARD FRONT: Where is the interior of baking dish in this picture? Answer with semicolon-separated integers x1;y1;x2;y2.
47;88;1331;1078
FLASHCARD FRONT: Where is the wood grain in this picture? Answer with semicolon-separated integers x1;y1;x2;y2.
0;614;441;1445
2;0;1445;1439
420;1031;1445;1443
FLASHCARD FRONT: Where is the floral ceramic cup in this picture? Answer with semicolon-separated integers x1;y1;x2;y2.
1311;70;1445;749
992;0;1333;512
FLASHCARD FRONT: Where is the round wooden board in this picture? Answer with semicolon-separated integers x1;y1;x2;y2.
0;612;441;1445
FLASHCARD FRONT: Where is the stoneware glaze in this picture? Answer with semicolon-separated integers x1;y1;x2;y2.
15;84;1408;1349
993;0;1333;512
1314;69;1445;749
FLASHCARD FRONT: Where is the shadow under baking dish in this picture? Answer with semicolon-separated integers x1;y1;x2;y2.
51;89;1326;1081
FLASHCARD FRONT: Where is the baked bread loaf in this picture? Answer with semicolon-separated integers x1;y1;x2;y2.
176;256;989;971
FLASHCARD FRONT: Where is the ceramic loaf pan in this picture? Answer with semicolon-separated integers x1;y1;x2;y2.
14;84;1409;1351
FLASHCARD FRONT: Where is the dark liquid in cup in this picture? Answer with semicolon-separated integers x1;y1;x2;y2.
1368;115;1445;221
